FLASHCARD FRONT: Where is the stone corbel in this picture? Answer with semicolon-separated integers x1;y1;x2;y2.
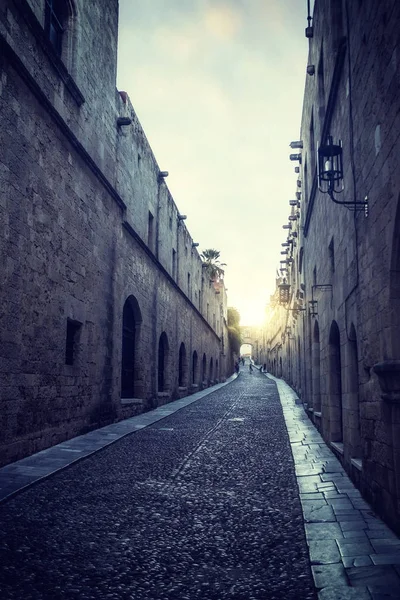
373;360;400;403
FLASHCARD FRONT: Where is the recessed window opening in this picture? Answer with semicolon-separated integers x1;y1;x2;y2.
172;249;176;279
148;211;154;249
329;237;335;273
65;318;81;365
45;0;68;56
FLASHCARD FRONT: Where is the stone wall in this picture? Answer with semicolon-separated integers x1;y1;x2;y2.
0;0;231;466
265;0;400;533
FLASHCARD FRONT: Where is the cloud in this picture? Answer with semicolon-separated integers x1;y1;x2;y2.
203;4;243;40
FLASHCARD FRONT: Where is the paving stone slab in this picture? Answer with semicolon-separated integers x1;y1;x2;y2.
318;587;372;600
370;540;400;553
343;530;370;540
301;492;325;500
342;556;374;568
312;563;348;588
346;565;400;587
304;504;336;523
306;522;344;540
337;540;374;557
308;540;342;565
370;555;400;566
339;520;368;531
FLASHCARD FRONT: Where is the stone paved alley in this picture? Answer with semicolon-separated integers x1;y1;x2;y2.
1;369;400;600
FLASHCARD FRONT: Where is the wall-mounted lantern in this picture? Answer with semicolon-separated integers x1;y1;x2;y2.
278;279;291;304
318;135;343;197
318;135;368;209
309;300;318;317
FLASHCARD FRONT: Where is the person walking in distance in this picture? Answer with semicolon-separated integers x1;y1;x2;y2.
249;363;253;374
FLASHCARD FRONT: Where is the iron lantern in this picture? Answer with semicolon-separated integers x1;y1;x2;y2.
318;135;344;198
278;279;291;305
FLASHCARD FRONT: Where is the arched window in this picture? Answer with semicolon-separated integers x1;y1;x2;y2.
209;357;214;382
158;332;169;392
192;351;198;385
216;359;219;381
178;343;188;387
121;296;142;399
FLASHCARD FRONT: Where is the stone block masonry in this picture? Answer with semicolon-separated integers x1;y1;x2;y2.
0;0;231;466
264;0;400;535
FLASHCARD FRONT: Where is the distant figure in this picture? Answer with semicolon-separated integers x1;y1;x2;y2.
263;363;267;373
249;363;253;374
242;357;245;366
235;361;240;374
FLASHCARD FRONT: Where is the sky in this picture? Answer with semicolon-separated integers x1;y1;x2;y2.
116;0;309;326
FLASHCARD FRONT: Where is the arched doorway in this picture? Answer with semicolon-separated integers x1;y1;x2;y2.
178;342;187;387
202;353;207;385
389;196;400;357
121;296;142;398
328;321;343;442
192;351;198;385
312;320;321;413
158;332;169;392
347;324;361;458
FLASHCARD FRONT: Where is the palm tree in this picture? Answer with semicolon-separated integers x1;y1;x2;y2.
200;249;226;281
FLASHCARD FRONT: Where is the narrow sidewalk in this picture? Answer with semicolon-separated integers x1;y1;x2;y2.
268;374;400;600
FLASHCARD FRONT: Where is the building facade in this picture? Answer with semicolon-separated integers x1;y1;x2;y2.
265;0;400;533
0;0;231;466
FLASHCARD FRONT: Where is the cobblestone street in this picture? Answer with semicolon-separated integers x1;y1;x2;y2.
0;370;316;600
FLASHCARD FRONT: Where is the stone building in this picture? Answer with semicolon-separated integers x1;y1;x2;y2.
0;0;231;466
265;0;400;533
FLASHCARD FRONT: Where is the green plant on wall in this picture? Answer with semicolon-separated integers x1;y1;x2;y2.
200;249;226;281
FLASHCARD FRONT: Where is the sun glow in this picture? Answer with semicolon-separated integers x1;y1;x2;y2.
238;301;267;327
